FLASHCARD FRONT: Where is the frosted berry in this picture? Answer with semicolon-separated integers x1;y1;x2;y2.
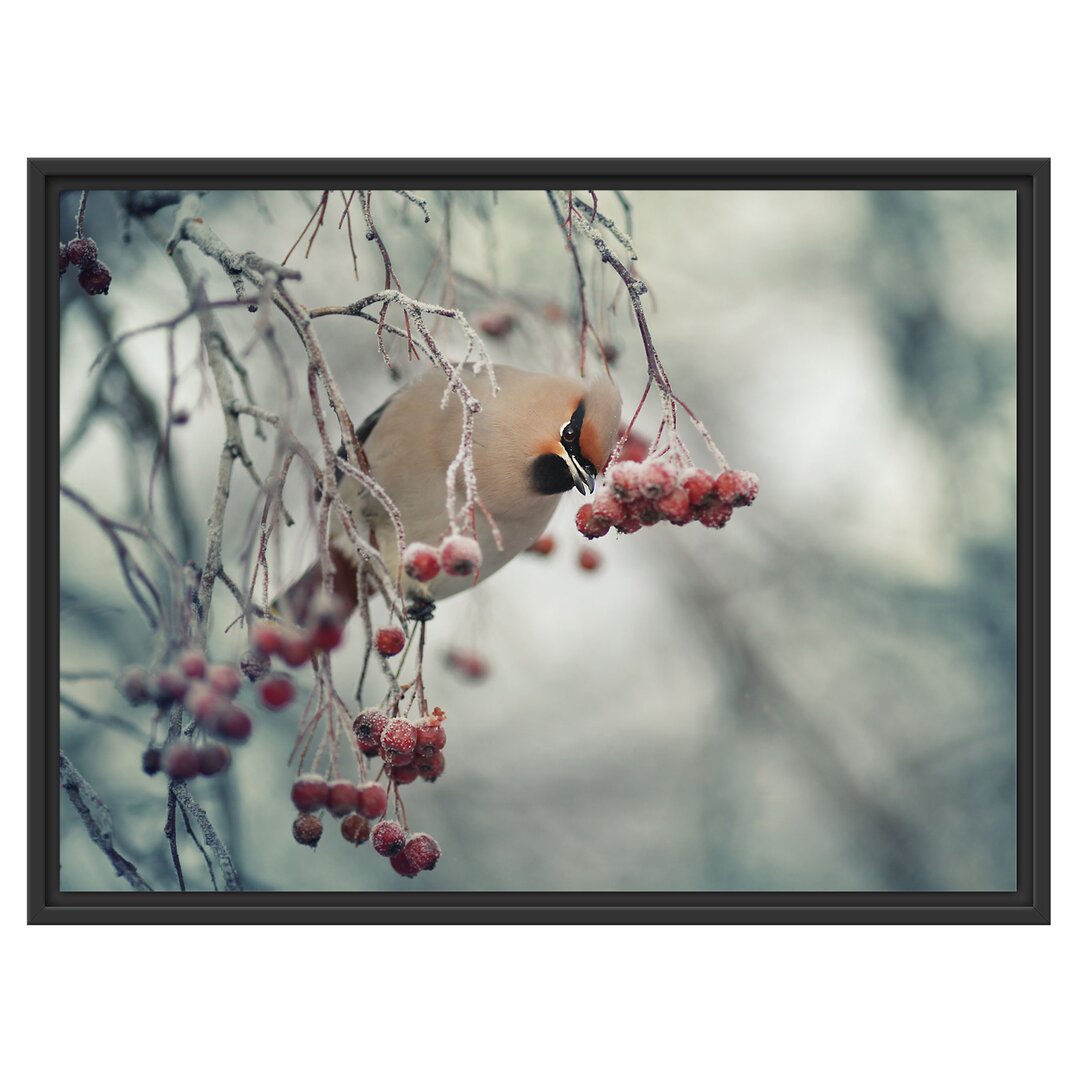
278;629;312;667
372;820;407;857
326;780;359;818
417;750;446;782
293;813;323;848
640;459;677;499
151;667;188;707
161;742;200;781
608;461;644;502
381;718;417;757
404;833;441;872
629;499;662;526
197;742;231;776
354;710;388;756
184;682;228;728
257;673;295;711
715;469;759;507
526;534;556;556
65;237;98;268
78;262;112;296
207;664;243;698
356;782;388;820
478;310;515;337
415;720;447;757
250;620;284;656
118;667;151;706
141;747;161;775
578;548;602;572
375;627;406;657
591;491;627;529
575;503;610;540
679;468;716;508
390;851;419;877
439;535;482;577
340;813;371;846
216;705;253;742
697;501;733;529
309;601;346;652
291;774;329;812
657;486;692;525
240;649;271;682
178;650;207;679
391;762;419;785
404;542;441;582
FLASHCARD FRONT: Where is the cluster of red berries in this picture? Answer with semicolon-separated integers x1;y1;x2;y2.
120;652;253;781
353;708;447;785
403;535;482;586
247;604;348;708
576;459;759;539
59;236;112;296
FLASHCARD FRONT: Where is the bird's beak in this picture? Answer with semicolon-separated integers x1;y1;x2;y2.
564;451;596;496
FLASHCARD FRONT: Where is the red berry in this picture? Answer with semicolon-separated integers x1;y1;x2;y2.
390;851;419;877
340;813;371;846
628;498;662;526
679;467;716;508
446;649;489;681
715;469;759;507
391;762;419;784
326;780;359;818
161;742;199;781
575;503;610;540
118;667;151;705
372;820;407;857
381;718;417;756
526;534;556;556
291;774;329;812
250;620;284;656
657;486;692;525
439;535;482;577
404;833;441;872
578;548;602;572
197;742;231;776
240;649;271;682
278;629;312;667
151;667;188;707
184;683;228;729
65;237;98;268
141;747;161;775
354;710;388;756
207;664;243;698
697;501;734;529
356;782;388;820
178;650;207;679
614;515;643;535
292;813;323;848
640;459;677;499
417;750;446;782
257;673;295;710
309;600;346;652
477;309;515;337
375;627;406;657
591;490;627;529
415;721;447;757
613;428;649;464
78;262;112;296
216;705;253;742
608;461;644;501
403;542;441;582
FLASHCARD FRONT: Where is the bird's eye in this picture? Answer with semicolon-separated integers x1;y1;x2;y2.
561;424;578;444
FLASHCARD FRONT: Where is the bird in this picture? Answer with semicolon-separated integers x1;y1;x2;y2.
283;363;622;621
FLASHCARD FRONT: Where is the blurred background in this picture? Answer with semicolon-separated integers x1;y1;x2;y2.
57;186;1016;892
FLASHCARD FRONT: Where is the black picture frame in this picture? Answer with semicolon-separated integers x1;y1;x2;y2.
29;158;1050;924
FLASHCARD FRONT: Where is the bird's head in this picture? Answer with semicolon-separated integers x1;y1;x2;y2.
529;373;622;497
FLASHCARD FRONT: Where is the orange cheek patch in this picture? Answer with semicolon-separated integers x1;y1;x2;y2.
579;423;604;472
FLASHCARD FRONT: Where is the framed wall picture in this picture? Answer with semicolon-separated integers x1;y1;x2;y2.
29;159;1049;923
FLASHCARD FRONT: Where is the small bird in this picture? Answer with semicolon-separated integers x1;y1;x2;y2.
287;364;622;620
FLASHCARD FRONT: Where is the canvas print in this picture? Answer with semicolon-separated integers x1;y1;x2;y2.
57;186;1017;893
